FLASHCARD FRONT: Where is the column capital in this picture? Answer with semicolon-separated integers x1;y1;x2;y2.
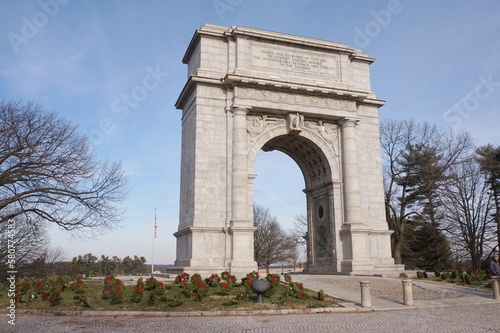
231;106;249;116
339;117;360;128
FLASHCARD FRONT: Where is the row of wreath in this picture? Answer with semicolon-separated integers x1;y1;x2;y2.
9;271;317;307
102;271;312;305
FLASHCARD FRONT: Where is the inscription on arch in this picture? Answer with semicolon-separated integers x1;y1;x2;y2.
250;41;340;79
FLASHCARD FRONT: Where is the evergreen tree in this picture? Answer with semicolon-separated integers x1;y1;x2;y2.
402;219;452;270
475;144;500;251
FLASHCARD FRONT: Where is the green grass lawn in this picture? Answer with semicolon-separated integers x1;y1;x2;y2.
0;273;341;312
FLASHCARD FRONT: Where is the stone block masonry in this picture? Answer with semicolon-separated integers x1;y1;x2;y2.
171;24;403;278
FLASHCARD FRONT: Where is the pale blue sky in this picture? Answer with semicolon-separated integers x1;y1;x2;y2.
1;0;499;265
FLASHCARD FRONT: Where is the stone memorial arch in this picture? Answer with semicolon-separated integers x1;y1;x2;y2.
173;24;404;277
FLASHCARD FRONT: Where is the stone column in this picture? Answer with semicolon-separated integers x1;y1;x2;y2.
340;118;361;225
229;106;257;276
305;192;314;271
339;118;370;273
231;107;249;224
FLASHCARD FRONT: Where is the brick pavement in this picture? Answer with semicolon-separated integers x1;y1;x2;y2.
2;274;499;333
3;304;500;333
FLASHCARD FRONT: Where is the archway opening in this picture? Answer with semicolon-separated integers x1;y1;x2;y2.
254;150;305;228
250;133;338;274
253;149;306;271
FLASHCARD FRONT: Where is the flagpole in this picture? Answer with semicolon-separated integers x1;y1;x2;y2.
151;208;157;276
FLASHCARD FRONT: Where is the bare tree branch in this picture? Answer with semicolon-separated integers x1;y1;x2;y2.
380;119;472;264
440;158;496;267
0;100;128;234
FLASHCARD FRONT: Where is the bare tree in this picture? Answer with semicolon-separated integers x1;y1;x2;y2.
0;100;128;233
44;246;67;265
380;119;472;264
0;213;47;279
286;245;304;272
290;213;307;246
253;204;296;273
441;158;496;268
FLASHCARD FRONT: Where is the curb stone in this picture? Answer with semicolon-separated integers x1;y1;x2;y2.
3;306;359;317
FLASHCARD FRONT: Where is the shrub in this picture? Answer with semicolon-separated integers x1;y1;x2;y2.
221;271;236;286
266;274;280;286
73;294;90;308
318;289;325;301
102;276;124;304
145;277;166;296
69;277;85;295
190;274;202;284
242;271;259;289
145;277;159;290
6;270;340;310
147;292;157;306
33;280;45;294
131;278;145;303
110;287;124;304
218;281;231;295
206;274;220;287
131;287;144;303
289;282;305;298
45;286;62;306
179;275;209;301
296;292;308;300
174;273;190;285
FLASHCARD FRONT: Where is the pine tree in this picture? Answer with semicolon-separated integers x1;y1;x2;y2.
475;144;500;251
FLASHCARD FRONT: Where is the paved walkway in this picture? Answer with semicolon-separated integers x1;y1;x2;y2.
2;274;499;332
292;274;499;310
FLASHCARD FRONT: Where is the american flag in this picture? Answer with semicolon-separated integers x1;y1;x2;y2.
154;211;157;238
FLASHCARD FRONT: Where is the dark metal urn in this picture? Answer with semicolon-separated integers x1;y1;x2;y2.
251;279;271;303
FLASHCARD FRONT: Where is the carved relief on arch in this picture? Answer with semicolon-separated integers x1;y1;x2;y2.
246;114;285;147
287;113;304;134
304;120;340;158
